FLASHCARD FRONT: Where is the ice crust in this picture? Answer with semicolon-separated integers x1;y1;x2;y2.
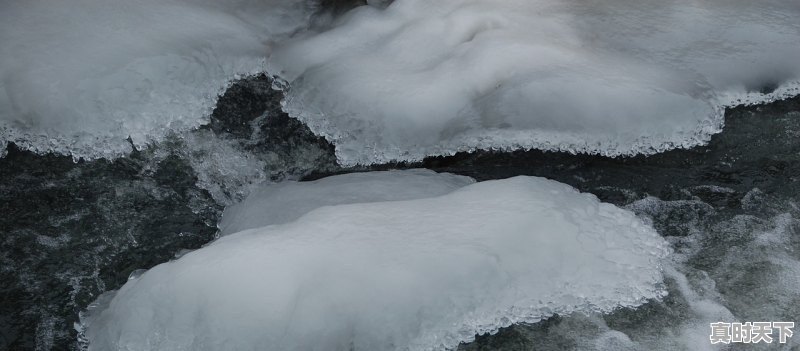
0;0;317;159
82;175;669;351
218;169;474;235
269;0;800;165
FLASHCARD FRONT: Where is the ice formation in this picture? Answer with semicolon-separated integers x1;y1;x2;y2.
0;0;318;159
269;0;800;165
218;169;474;235
81;176;669;351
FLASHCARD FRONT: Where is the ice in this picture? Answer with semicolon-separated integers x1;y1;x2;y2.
269;0;800;165
81;175;669;351
0;0;318;159
218;169;474;235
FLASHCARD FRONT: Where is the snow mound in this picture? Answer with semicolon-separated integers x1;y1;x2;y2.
0;0;317;159
219;169;475;235
269;0;800;165
81;175;669;351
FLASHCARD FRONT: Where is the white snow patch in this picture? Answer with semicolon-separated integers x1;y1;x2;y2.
81;175;669;351
0;0;318;159
218;169;475;235
269;0;800;165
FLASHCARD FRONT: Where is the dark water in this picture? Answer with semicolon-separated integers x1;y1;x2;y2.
442;97;800;350
0;144;220;350
0;75;336;351
1;74;798;350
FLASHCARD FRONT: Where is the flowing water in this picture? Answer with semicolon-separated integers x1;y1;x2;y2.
2;1;800;349
1;74;798;349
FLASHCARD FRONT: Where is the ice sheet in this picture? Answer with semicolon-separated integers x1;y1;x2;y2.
82;175;669;351
0;0;317;159
269;0;800;165
218;169;474;235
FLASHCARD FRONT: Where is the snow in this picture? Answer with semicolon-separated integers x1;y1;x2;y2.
269;0;800;165
81;175;669;351
0;0;318;159
4;0;798;163
218;169;474;235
